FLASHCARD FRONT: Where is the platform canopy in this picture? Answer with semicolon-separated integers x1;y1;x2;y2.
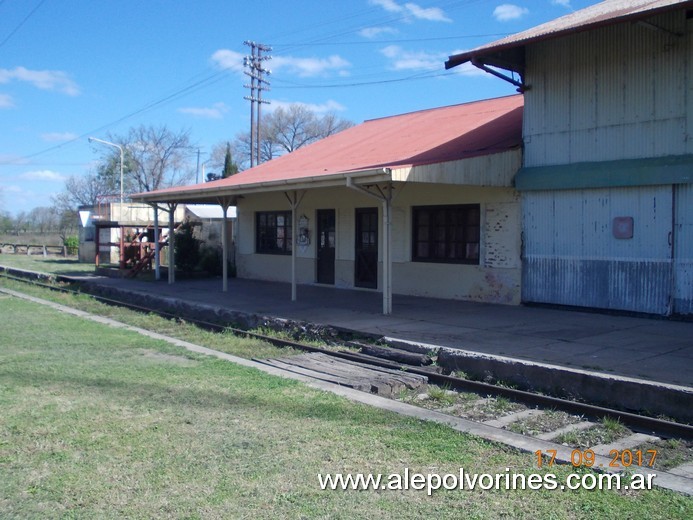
131;95;523;206
131;95;524;313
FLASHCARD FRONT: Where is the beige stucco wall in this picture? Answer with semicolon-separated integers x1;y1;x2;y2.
236;183;522;304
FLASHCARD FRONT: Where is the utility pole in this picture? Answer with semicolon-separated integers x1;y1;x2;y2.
195;148;201;184
243;41;271;167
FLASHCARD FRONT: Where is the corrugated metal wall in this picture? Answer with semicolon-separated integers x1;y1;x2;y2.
522;186;674;314
675;183;693;314
519;8;693;315
524;10;690;167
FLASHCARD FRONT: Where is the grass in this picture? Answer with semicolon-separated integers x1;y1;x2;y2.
1;295;691;519
555;418;631;449
0;255;94;277
508;410;584;436
631;439;693;471
0;296;693;518
0;276;298;361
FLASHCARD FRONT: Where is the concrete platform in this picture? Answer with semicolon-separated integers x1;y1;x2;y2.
71;275;692;388
4;265;691;419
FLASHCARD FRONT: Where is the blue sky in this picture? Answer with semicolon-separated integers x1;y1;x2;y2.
0;0;600;216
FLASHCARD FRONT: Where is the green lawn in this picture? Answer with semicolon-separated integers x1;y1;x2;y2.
0;294;691;519
0;255;94;277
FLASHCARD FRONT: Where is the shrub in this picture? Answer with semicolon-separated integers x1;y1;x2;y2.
198;245;236;278
174;219;200;275
63;236;79;255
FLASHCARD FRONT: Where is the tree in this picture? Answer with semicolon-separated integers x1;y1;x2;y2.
98;125;195;194
0;211;12;235
52;173;110;213
28;207;57;234
52;172;110;243
174;218;200;275
222;143;238;178
232;104;353;169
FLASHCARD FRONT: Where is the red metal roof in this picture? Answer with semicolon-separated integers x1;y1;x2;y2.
138;95;522;200
446;0;693;70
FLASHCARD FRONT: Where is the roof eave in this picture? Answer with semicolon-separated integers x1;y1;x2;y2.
131;167;394;204
445;1;693;72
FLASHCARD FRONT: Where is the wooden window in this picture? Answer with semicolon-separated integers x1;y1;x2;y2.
412;204;480;264
256;211;292;255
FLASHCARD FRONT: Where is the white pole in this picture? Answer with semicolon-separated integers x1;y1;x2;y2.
153;204;160;281
384;185;393;315
291;197;297;301
221;201;229;292
168;204;176;284
88;137;124;206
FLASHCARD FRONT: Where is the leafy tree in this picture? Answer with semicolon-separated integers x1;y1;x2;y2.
222;143;238;178
0;211;13;234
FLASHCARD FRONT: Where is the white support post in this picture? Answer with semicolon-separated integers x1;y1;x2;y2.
382;185;393;315
153;204;161;281
291;202;297;301
167;203;176;284
284;190;306;302
346;177;394;315
219;199;230;293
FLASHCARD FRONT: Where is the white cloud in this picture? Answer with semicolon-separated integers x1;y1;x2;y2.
19;170;66;182
268;99;346;114
493;4;529;22
369;0;451;22
211;49;350;78
210;49;246;73
451;61;489;77
0;93;15;108
178;102;229;119
272;55;351;77
41;132;78;142
380;45;444;71
551;0;571;7
404;3;451;22
0;66;80;96
371;0;401;12
359;26;398;38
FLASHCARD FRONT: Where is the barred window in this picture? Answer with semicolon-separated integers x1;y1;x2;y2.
412;205;480;264
256;211;292;255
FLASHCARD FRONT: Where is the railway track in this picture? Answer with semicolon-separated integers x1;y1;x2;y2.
1;269;692;495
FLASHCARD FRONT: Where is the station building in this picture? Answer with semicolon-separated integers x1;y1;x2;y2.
135;0;693;318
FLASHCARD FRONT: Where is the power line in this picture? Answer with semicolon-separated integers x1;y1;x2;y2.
272;70;456;89
268;0;486;56
2;69;233;165
0;0;47;49
270;33;510;48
